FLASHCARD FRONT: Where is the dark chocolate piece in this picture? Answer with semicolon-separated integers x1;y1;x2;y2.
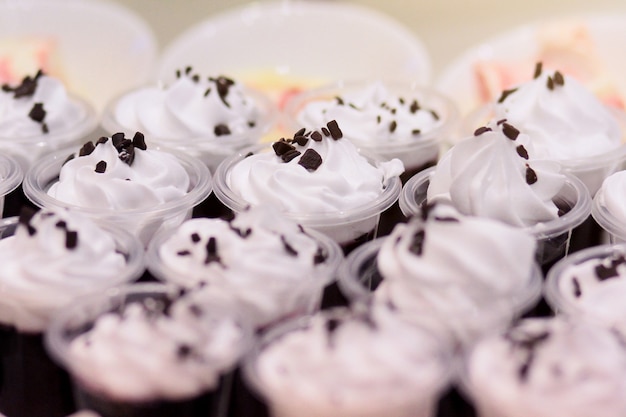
412;129;421;135
572;277;582;298
191;233;201;243
65;231;78;250
298;149;323;172
273;140;295;157
533;62;543;79
313;246;328;265
547;76;555;90
389;120;397;133
409;99;420;114
326;120;343;140
525;165;538;185
497;88;518;103
502;122;520;140
214;124;231;136
409;230;426;256
209;75;236;108
474;126;492;136
94;160;107;173
281;149;301;163
177;250;191;256
516;145;529;159
311;131;323;142
28;102;46;122
96;137;109;145
204;237;222;265
132;132;147;150
321;127;330;137
554;71;565;86
594;255;626;281
79;141;95;157
280;235;298;256
293;135;309;146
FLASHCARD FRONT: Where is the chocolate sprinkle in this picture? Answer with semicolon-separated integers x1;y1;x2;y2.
311;131;323;142
516;145;529;160
177;250;191;256
502;122;520;140
321;127;331;137
28;102;46;123
95;160;107;173
280;235;298;256
554;71;565;86
497;88;518;103
410;100;420;114
595;255;626;281
473;126;492;136
525;165;538;185
389;120;397;133
79;141;95;157
65;231;78;250
412;129;421;135
298;149;323;172
214;124;231;136
326;120;343;140
572;277;582;298
191;233;201;243
409;230;426;256
204;237;222;265
281;149;301;163
209;76;236;108
533;62;543;79
497;119;507;125
547;76;555;90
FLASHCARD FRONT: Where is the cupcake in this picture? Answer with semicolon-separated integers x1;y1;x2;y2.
463;316;626;417
284;81;457;183
545;243;626;336
339;203;542;348
213;120;404;253
101;68;276;172
0;207;143;417
23;132;212;245
244;303;451;417
46;283;251;417
147;205;343;330
402;119;591;267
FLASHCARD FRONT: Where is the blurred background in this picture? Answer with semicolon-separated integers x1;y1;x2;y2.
113;0;626;75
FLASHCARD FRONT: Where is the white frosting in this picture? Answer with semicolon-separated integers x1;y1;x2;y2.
47;133;191;211
155;206;337;329
113;73;261;140
428;119;567;228
296;82;442;144
373;204;537;346
596;170;626;225
467;317;626;417
555;249;626;335
255;305;448;417
226;124;404;213
0;209;130;332
494;70;623;161
68;296;246;402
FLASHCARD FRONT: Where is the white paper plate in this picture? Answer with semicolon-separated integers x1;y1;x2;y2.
436;14;626;119
156;1;431;107
0;0;158;112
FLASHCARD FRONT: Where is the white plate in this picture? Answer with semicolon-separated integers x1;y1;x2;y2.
0;0;158;112
156;1;431;107
436;14;626;119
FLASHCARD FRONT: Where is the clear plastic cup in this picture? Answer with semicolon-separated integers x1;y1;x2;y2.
400;166;592;266
46;283;252;417
282;81;458;182
101;84;278;173
23;146;212;246
242;307;452;417
213;144;402;253
545;243;626;328
146;219;344;330
592;175;626;243
0;214;143;417
0;153;23;216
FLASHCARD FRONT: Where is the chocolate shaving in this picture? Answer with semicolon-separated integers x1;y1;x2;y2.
229;225;252;238
389;120;397;133
409;99;420;114
79;141;95;157
533;62;543;79
18;207;37;236
335;96;344;105
412;129;421;135
293;128;306;138
311;131;323;142
502;123;520;140
547;76;555;90
96;137;109;145
28;102;46;122
497;119;507;125
313;246;328;265
55;221;67;229
298;149;323;172
553;71;565;86
1;70;43;98
111;132;126;148
281;149;301;163
595;255;626;281
474;126;492;136
497;88;518;103
280;235;298;256
132;132;147;150
191;233;201;243
325;318;342;334
525;165;538;185
409;230;426;256
63;153;75;166
209;76;236;108
572;277;582;298
65;230;78;250
273;140;295;157
95;160;107;173
430;110;440;120
118;146;135;166
326;120;343;140
177;250;191;256
293;135;309;146
214;124;231;136
516;145;529;160
204;237;222;265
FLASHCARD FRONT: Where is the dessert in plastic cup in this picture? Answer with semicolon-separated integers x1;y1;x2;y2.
462;63;626;196
400;119;592;267
101;69;278;173
0;207;144;417
23;132;212;246
213;120;403;254
592;170;626;243
0;70;97;170
283;80;458;183
243;303;452;417
337;203;542;348
146;205;344;330
461;316;626;417
545;243;626;335
0;152;23;216
45;283;252;417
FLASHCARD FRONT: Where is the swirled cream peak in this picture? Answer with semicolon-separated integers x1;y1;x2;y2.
0;70;88;136
68;294;246;402
296;82;441;143
427;119;566;227
226;121;404;212
255;305;449;417
157;205;333;328
596;170;626;224
0;208;128;332
47;132;190;210
494;64;622;160
467;317;626;417
113;68;261;139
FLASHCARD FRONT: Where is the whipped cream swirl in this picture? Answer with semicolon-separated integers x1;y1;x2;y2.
153;205;340;328
428;119;566;228
595;170;626;226
467;317;626;417
494;66;623;161
0;208;134;332
254;305;449;417
226;121;404;213
47;132;191;210
68;294;247;402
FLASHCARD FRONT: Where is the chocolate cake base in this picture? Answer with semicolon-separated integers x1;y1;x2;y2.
0;325;75;417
